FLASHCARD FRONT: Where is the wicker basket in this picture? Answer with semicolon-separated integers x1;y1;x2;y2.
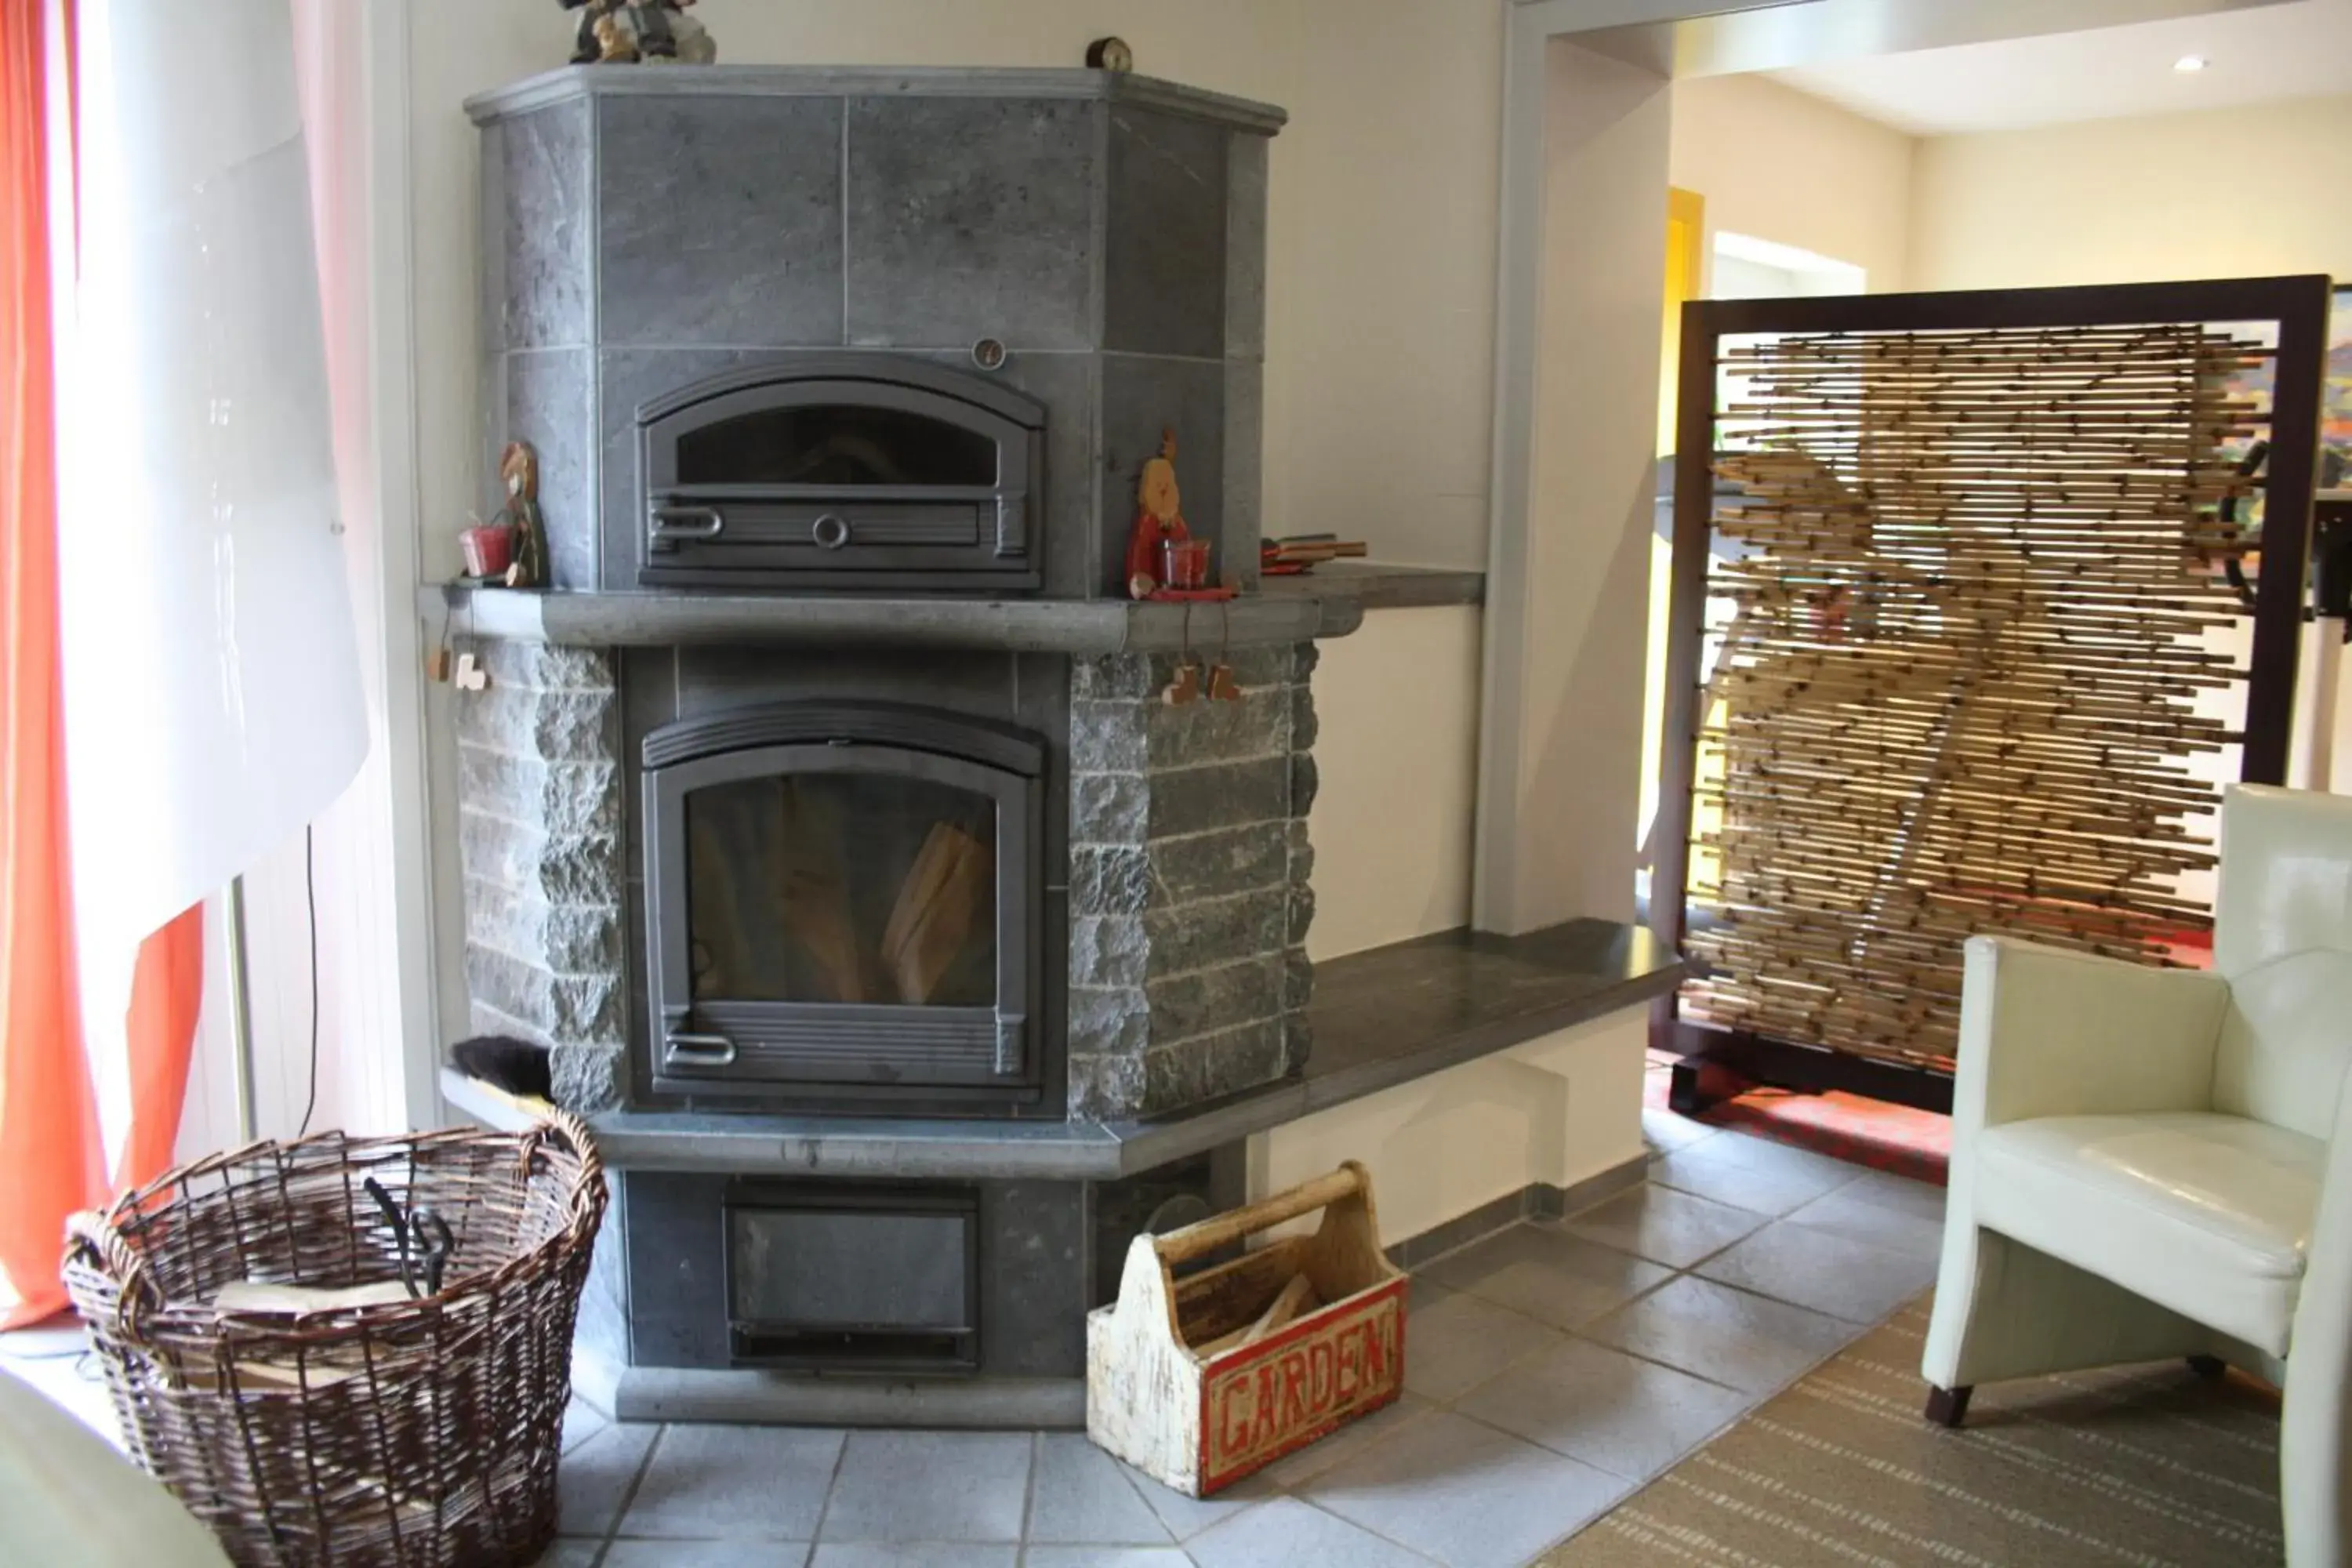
63;1114;607;1568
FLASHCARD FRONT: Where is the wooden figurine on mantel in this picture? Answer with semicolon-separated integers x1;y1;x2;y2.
561;0;716;65
1125;428;1233;603
494;441;550;590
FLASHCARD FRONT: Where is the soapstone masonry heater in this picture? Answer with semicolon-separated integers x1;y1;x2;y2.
440;65;1671;1424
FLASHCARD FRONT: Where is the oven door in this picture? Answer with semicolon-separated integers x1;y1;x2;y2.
637;363;1044;592
644;728;1040;1103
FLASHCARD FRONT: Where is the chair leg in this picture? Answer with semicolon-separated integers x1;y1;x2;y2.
1924;1385;1973;1428
2185;1355;2228;1379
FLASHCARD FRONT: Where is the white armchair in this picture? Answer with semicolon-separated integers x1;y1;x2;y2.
1924;784;2352;1566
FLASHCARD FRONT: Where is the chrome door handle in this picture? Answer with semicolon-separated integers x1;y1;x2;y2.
648;506;726;553
664;1031;738;1069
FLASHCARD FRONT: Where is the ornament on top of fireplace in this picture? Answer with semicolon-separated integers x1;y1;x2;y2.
1086;36;1136;73
493;441;552;590
562;0;716;66
1126;429;1236;604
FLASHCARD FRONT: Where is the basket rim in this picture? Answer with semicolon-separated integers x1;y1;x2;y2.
64;1112;605;1346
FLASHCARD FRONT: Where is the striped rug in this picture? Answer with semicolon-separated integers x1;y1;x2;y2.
1542;1300;2284;1568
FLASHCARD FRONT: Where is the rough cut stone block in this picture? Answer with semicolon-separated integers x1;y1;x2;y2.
1146;681;1287;768
463;877;623;977
459;809;622;907
475;639;616;693
1070;771;1149;843
1149;756;1290;839
551;1043;627;1116
454;682;619;765
1067;985;1149;1058
599;93;845;347
1069;915;1147;991
1144;888;1288;978
456;744;620;840
1134;1019;1287;1115
1067;1052;1145;1122
1069;846;1152;917
1069;702;1148;775
1287;884;1317;949
1146;955;1283;1044
466;944;623;1045
1149;822;1288;902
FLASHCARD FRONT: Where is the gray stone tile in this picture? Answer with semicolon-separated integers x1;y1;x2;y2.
1421;1223;1674;1332
1694;1217;1940;1324
557;1420;658;1537
504;346;597;590
1639;1104;1718;1156
1116;1459;1279;1542
599;94;844;347
607;1544;808;1567
1105;107;1228;359
1255;1392;1431;1490
1187;1496;1433;1568
619;1425;843;1540
820;1431;1032;1543
1454;1335;1755;1482
1649;1134;1864;1217
1022;1552;1194;1568
1302;1409;1631;1568
1100;354;1226;596
1027;1434;1174;1545
1400;1286;1564;1403
1559;1182;1767;1270
846;97;1098;350
1577;1275;1860;1396
495;98;591;350
1784;1182;1947;1259
1224;132;1267;360
810;1548;1014;1568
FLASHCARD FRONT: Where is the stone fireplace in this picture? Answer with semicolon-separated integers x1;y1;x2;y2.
445;64;1334;1412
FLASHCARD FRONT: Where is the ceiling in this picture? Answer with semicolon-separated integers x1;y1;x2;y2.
1770;0;2352;135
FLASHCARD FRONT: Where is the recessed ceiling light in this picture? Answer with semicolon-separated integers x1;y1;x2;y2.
2175;54;2210;73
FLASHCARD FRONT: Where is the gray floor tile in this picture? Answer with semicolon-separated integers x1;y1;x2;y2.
1454;1336;1756;1481
558;1420;659;1537
1695;1218;1939;1324
1116;1460;1279;1541
821;1431;1032;1542
1255;1392;1431;1490
620;1424;842;1540
1022;1552;1196;1568
561;1397;610;1456
1649;1135;1862;1217
1400;1286;1564;1403
1783;1183;1946;1259
1187;1496;1434;1568
608;1543;808;1566
1839;1168;1951;1222
1639;1104;1719;1156
527;1543;603;1568
1560;1182;1767;1270
1577;1274;1861;1396
809;1548;1014;1567
1421;1224;1673;1332
1027;1433;1174;1545
1303;1408;1630;1568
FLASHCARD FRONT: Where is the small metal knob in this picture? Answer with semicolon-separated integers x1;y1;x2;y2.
811;514;851;550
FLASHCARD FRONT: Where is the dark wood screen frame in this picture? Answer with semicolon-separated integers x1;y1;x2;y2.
1653;274;2335;1114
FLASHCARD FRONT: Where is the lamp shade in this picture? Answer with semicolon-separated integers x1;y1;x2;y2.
57;0;366;961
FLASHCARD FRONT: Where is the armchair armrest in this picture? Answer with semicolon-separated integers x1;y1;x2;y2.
1955;935;2230;1132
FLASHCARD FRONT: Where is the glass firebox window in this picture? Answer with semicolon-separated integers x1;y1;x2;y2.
676;405;998;488
685;772;997;1007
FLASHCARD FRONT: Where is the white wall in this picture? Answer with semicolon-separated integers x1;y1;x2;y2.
1669;72;1916;292
1909;93;2352;290
1255;1011;1648;1245
1306;606;1483;960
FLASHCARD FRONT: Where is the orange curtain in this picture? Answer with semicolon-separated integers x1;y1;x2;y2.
0;0;104;1330
118;906;202;1185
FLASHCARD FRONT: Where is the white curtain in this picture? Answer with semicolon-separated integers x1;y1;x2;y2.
56;0;368;1160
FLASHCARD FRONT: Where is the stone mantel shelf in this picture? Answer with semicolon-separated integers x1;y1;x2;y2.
441;916;1683;1181
466;65;1289;135
419;564;1483;653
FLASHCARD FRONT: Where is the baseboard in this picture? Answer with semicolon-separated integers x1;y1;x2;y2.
613;1367;1088;1428
1384;1152;1649;1272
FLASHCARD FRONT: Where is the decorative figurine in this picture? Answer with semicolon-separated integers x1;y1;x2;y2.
494;441;551;590
561;0;715;66
1127;428;1192;601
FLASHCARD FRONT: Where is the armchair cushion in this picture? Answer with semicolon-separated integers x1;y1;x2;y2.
1974;1111;2324;1356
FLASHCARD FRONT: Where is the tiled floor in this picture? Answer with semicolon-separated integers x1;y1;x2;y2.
2;1083;1947;1568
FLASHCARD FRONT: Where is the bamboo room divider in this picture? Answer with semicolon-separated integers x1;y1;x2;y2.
1653;277;2332;1112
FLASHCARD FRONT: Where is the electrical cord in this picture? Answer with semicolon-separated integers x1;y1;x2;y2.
296;824;321;1138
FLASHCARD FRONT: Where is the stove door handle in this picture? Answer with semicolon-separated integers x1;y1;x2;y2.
648;506;727;553
664;1030;738;1069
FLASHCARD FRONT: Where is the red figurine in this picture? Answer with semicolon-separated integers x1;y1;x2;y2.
1126;428;1191;600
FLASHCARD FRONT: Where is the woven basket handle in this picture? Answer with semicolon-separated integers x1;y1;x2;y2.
521;1109;604;1196
64;1209;159;1349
